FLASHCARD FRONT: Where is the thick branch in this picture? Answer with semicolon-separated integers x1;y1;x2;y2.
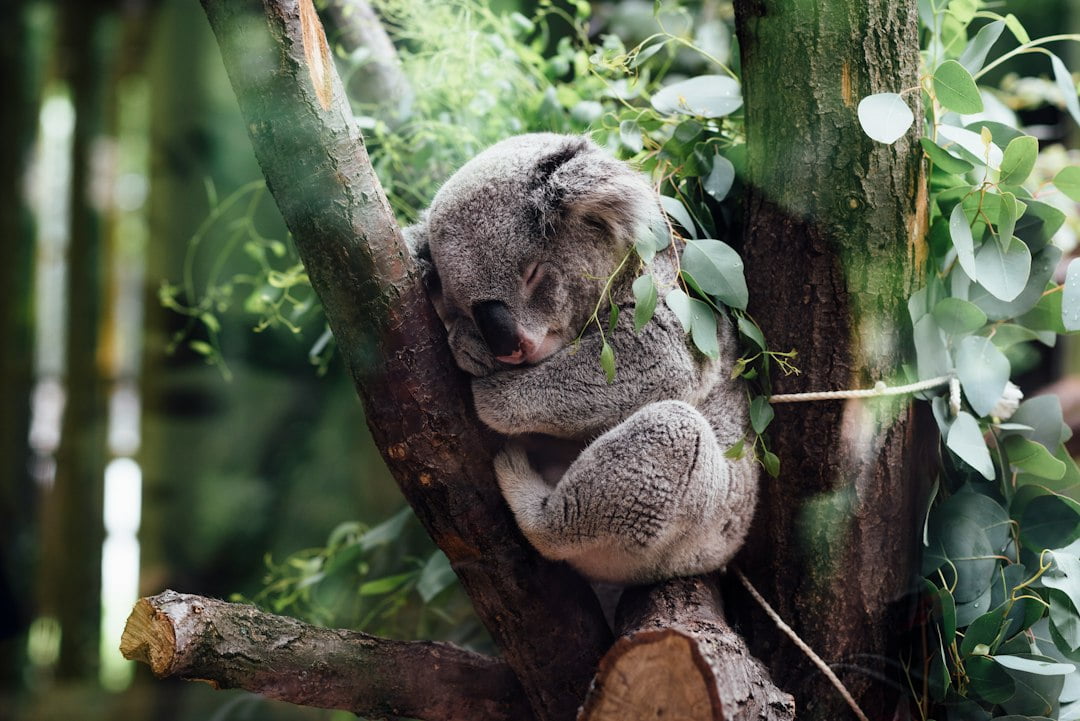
321;0;413;123
120;591;531;721
580;577;794;721
197;3;611;719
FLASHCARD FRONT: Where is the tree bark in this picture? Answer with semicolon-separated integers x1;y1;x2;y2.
196;2;611;719
120;590;531;721
732;1;926;718
580;577;795;721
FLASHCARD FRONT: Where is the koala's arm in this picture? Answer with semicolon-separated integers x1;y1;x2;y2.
473;303;705;438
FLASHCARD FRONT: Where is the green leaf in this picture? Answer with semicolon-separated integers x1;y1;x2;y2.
974;234;1031;303
417;551;457;602
738;316;766;351
970;246;1061;321
1003;435;1067;481
956;335;1010;418
632;274;658;332
651;75;742;118
762;450;780;478
359;507;412;551
987;323;1040;349
723;438;745;460
688;298;720;359
948;0;977;23
920;137;974;175
1011;396;1069;450
967;655;1016;704
1000;135;1039;185
932;297;986;335
856;93;915;144
1003;13;1030;44
750;396;774;434
1055;166;1080;203
946;411;995;479
359;572;414;596
665;288;693;332
600;339;615;383
993;654;1075;676
950;203;979;282
703;154;735;202
959;19;1005;73
934;60;984;114
914;315;951;381
1020;495;1080;550
660;196;698;239
993;191;1019;250
1048;589;1080;652
938;123;1003;167
1050;53;1080;128
1015;200;1066;253
619;119;643;152
962;610;1006;657
189;340;213;356
682;239;748;310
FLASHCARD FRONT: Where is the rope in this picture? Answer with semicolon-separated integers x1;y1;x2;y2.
768;375;952;404
734;567;871;721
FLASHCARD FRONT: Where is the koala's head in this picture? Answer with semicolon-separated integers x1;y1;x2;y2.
416;133;660;366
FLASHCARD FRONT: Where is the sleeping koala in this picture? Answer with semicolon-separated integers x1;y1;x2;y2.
405;133;758;584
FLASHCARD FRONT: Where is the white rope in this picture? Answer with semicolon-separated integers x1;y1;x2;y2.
768;375;952;404
734;567;870;721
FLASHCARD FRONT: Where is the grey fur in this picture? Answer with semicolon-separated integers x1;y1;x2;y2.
406;133;758;584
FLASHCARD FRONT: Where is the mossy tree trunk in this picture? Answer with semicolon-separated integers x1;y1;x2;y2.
732;1;927;718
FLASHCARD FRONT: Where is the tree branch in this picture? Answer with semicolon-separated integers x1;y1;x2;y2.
580;577;795;721
119;591;532;721
320;0;413;123
193;2;611;719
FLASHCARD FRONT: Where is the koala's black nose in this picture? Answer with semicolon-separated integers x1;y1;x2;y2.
472;300;520;358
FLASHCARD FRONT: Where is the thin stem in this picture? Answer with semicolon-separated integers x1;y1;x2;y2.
974;34;1080;80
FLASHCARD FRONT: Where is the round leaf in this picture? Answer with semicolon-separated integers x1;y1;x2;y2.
651;75;743;118
681;239;748;310
1000;135;1039;185
857;93;914;144
1055;166;1080;203
974;235;1031;303
920;137;974;175
932;297;987;335
934;60;985;114
1020;495;1080;550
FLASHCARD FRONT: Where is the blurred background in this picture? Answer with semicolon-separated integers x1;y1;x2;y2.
1;0;1078;720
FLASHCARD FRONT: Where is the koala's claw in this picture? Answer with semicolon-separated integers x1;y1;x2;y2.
493;443;538;494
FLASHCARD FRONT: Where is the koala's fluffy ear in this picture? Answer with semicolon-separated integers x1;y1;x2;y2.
529;136;657;245
404;215;454;325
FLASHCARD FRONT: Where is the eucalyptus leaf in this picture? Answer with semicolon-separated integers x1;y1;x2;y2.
1056;166;1080;203
703;154;736;201
665;288;693;332
994;654;1076;676
1011;396;1069;450
932;297;987;335
750;396;774;435
619;119;644;152
934;60;984;114
993;191;1019;250
651;75;743;118
417;551;457;602
1051;53;1080;128
970;246;1060;322
660;195;698;239
1020;495;1080;551
632;274;658;332
938;123;1004;167
1048;589;1080;652
946;411;995;480
688;298;720;359
967;655;1016;704
914;315;952;381
955;335;1011;418
974;234;1031;303
950;203;979;282
959;19;1005;74
600;339;615;383
1004;13;1030;44
682;239;748;310
920;137;974;175
1000;135;1039;185
857;93;915;144
738;316;766;350
1003;435;1067;481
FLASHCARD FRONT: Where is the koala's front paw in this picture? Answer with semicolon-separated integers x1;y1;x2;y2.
493;443;544;502
448;319;497;377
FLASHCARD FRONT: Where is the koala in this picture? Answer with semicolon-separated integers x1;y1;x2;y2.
405;133;758;585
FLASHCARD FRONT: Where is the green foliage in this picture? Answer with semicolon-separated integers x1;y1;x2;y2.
234;507;487;648
859;3;1080;718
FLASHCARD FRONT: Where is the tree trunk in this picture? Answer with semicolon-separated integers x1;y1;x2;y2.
732;1;926;718
197;2;611;719
39;0;113;680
